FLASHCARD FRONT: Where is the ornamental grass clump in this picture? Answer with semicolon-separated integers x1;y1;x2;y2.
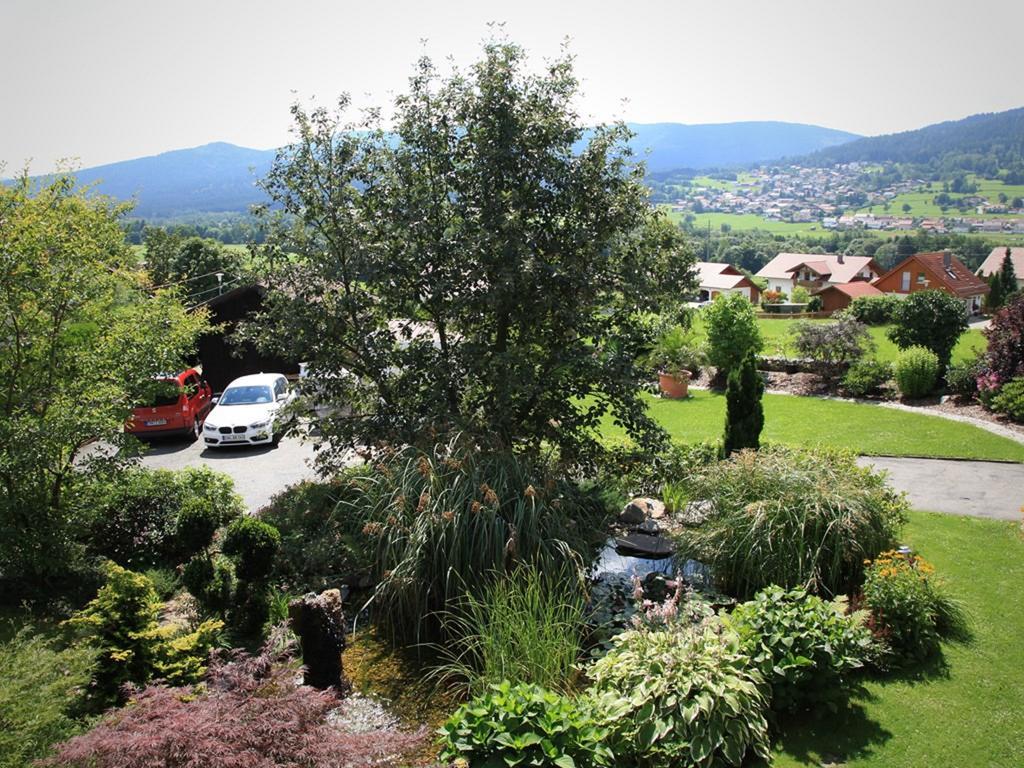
586;627;771;768
728;586;871;713
348;441;606;644
861;549;970;666
681;446;908;599
433;566;587;697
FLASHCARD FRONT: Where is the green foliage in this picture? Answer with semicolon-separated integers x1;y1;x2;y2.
894;346;940;398
142;230;245;301
594;441;721;501
0;174;208;583
702;292;763;373
142;567;181;601
862;550;969;666
64;562;221;705
260;475;372;592
791;285;811;303
81;466;244;570
983;294;1024;384
253;41;695;470
989;377;1024;422
887;290;968;372
0;631;97;768
439;681;613;768
791;316;874;371
728;586;871;712
350;442;605;644
647;324;705;375
222;517;281;583
842;359;893;397
182;553;237;617
435;567;586;697
944;354;984;398
681;446;908;599
723;355;764;455
846;294;903;325
586;628;771;767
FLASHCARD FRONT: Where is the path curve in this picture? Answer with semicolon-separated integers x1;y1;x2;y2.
857;455;1024;521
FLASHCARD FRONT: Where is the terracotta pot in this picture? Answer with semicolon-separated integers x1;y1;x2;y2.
658;370;691;399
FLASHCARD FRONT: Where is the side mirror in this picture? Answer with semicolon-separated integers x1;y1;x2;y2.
276;392;288;402
211;396;219;405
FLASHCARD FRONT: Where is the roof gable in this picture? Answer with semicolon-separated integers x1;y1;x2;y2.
877;252;990;298
756;252;878;283
977;247;1024;278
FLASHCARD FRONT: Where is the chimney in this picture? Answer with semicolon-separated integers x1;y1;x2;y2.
837;253;844;264
943;252;952;269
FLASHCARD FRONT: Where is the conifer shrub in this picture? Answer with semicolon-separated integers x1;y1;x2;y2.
723;354;764;455
894;346;939;398
222;517;281;583
990;377;1024;422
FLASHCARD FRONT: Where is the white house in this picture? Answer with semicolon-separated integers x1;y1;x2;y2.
976;247;1024;292
755;252;881;296
694;262;760;303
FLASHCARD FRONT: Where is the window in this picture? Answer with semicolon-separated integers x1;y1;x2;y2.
901;271;911;291
274;378;287;399
916;272;927;285
184;374;200;397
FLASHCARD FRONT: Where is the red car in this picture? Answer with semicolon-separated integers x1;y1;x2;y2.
127;368;214;441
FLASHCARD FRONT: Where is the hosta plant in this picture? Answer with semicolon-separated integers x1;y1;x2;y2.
728;586;871;712
438;680;613;768
586;627;770;768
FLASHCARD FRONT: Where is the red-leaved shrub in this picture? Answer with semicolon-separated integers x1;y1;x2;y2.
984;293;1024;385
41;639;424;768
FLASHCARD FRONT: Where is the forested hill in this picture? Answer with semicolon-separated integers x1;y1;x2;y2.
800;107;1024;179
15;121;860;219
621;121;859;173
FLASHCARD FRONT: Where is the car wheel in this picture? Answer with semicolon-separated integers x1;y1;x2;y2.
189;418;202;442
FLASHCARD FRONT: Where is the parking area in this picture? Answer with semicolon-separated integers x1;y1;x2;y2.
137;433;321;512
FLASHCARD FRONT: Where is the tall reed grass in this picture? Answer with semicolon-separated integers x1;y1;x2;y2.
681;446;908;598
342;439;606;644
432;567;587;696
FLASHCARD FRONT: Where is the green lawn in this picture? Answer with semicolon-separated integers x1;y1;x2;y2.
598;390;1024;462
775;510;1024;768
689;316;986;365
662;208;829;236
859;177;1024;220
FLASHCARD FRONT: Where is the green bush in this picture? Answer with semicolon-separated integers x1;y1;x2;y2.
352;443;606;644
729;586;871;712
182;553;236;617
586;628;770;767
0;631;97;768
80;467;244;569
222;517;281;583
703;292;763;373
64;562;223;705
260;476;371;592
681;446;908;599
846;294;902;325
435;567;586;696
439;681;613;768
862;550;969;666
894;346;939;398
944;355;983;398
723;354;764;455
989;377;1024;422
142;567;180;601
888;289;968;372
595;441;720;500
842;359;893;397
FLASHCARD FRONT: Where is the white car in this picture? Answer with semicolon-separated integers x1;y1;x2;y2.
202;373;295;448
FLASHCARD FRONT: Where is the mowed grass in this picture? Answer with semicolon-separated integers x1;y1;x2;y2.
775;511;1024;768
689;316;986;365
662;208;828;236
597;390;1024;462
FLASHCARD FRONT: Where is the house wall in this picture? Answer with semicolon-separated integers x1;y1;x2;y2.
819;289;852;314
874;257;946;296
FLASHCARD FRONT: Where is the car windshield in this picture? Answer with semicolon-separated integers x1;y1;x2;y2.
219;385;274;405
136;380;181;408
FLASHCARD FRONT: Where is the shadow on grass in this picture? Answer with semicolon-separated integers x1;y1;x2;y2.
771;691;893;767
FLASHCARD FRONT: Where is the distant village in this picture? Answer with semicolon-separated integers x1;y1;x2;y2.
669;163;1024;235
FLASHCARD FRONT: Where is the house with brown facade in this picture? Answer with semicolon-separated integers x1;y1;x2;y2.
874;251;989;315
694;261;760;303
812;281;883;314
755;252;881;296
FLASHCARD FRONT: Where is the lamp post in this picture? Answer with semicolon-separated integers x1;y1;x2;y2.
215;272;224;296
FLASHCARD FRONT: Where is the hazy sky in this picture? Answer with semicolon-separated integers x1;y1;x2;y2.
3;0;1021;173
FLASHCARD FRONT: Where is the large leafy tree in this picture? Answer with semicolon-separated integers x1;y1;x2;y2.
0;175;208;582
887;289;968;374
253;41;695;468
143;230;244;304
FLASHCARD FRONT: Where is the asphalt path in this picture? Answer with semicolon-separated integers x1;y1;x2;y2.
137;433;321;512
857;455;1024;521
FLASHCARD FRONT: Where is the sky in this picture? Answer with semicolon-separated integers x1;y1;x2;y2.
2;0;1022;173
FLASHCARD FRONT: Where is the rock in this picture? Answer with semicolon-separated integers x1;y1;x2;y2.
680;499;715;526
618;497;665;524
648;499;666;519
634;518;660;536
614;532;674;558
288;589;349;691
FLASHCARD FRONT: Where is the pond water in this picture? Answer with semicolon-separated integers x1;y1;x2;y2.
590;538;713;590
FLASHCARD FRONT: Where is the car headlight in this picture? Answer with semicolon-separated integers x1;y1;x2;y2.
204;423;217;432
249;419;270;429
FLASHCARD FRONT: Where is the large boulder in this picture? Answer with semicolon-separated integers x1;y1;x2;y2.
618;497;666;525
288;589;348;691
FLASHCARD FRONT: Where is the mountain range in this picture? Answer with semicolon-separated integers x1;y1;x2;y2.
21;122;859;218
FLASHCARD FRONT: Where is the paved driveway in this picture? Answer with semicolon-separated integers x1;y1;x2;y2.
137;434;320;512
858;456;1024;521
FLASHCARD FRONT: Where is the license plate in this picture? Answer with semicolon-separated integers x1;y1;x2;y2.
145;419;167;427
222;433;247;442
